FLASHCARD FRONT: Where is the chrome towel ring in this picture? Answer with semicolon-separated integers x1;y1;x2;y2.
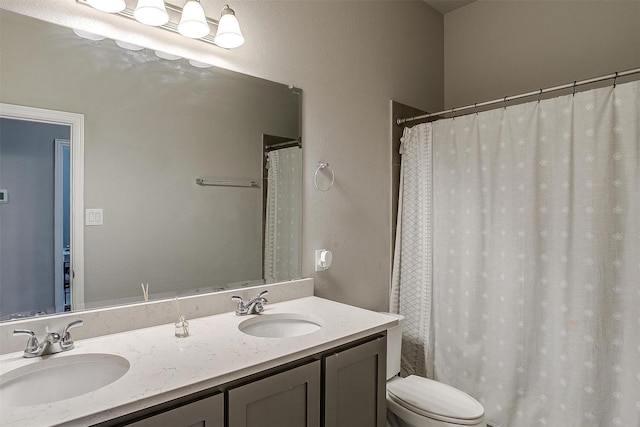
314;161;334;192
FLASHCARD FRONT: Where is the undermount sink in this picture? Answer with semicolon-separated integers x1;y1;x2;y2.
0;353;130;407
238;313;323;338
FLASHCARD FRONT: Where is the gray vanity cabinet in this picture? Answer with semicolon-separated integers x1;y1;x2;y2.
323;336;387;427
125;393;223;427
107;334;386;427
227;360;321;427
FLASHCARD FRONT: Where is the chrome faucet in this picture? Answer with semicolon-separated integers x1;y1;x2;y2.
231;290;268;316
13;320;84;358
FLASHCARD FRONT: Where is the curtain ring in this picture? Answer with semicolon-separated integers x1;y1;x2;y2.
537;89;543;103
314;161;334;192
503;96;508;110
613;71;618;88
572;80;577;97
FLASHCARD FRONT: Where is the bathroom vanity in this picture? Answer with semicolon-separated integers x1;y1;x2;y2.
0;297;395;427
122;334;385;427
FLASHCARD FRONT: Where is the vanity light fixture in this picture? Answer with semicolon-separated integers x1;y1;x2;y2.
178;0;209;39
77;0;245;49
214;5;244;49
134;0;169;27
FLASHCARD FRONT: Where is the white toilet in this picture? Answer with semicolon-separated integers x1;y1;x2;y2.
384;314;487;427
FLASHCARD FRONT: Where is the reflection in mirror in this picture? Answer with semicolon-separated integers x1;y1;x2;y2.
0;10;302;321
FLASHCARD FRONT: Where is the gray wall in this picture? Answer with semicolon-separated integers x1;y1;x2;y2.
444;0;640;108
0;118;70;317
0;11;299;305
4;1;634;314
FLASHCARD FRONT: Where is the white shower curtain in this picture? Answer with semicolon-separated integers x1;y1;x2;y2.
391;123;434;378
391;81;640;427
264;146;302;283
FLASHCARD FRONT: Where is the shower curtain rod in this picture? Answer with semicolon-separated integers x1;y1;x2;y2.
264;138;302;152
397;67;640;126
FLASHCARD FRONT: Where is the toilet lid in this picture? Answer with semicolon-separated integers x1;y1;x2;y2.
387;376;484;424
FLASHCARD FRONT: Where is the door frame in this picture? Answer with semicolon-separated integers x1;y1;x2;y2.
54;138;70;310
0;103;85;309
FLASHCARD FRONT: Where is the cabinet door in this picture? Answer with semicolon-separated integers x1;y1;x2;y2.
126;393;223;427
324;336;386;427
228;360;321;427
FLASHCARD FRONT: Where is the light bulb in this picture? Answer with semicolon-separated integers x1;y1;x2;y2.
115;40;145;51
178;0;210;39
87;0;126;13
155;51;182;61
73;29;106;41
188;59;213;68
134;0;169;26
214;5;244;49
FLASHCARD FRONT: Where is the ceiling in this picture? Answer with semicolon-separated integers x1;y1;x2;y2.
423;0;476;14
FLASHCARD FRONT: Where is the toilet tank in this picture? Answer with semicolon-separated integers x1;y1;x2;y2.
380;312;404;380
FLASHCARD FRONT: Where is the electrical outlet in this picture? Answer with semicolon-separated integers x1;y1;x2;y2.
315;249;333;272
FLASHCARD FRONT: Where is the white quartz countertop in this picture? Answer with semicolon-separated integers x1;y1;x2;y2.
0;297;397;427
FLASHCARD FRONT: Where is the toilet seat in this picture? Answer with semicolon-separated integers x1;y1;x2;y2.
387;376;484;425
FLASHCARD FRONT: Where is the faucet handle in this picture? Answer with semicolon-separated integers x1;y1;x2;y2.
62;320;83;338
231;295;247;315
61;320;83;349
13;329;39;353
231;295;245;304
256;290;268;301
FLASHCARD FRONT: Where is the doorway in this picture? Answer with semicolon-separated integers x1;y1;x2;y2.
0;103;84;319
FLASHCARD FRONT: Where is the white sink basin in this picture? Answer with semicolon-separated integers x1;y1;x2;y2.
0;353;130;407
238;313;323;338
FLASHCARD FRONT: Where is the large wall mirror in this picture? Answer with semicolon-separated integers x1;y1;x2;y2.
0;10;302;321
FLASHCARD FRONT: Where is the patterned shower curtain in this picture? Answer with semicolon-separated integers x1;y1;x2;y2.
264;146;302;283
391;81;639;427
391;123;434;379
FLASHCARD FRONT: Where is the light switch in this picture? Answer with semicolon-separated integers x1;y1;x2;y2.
86;208;104;226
